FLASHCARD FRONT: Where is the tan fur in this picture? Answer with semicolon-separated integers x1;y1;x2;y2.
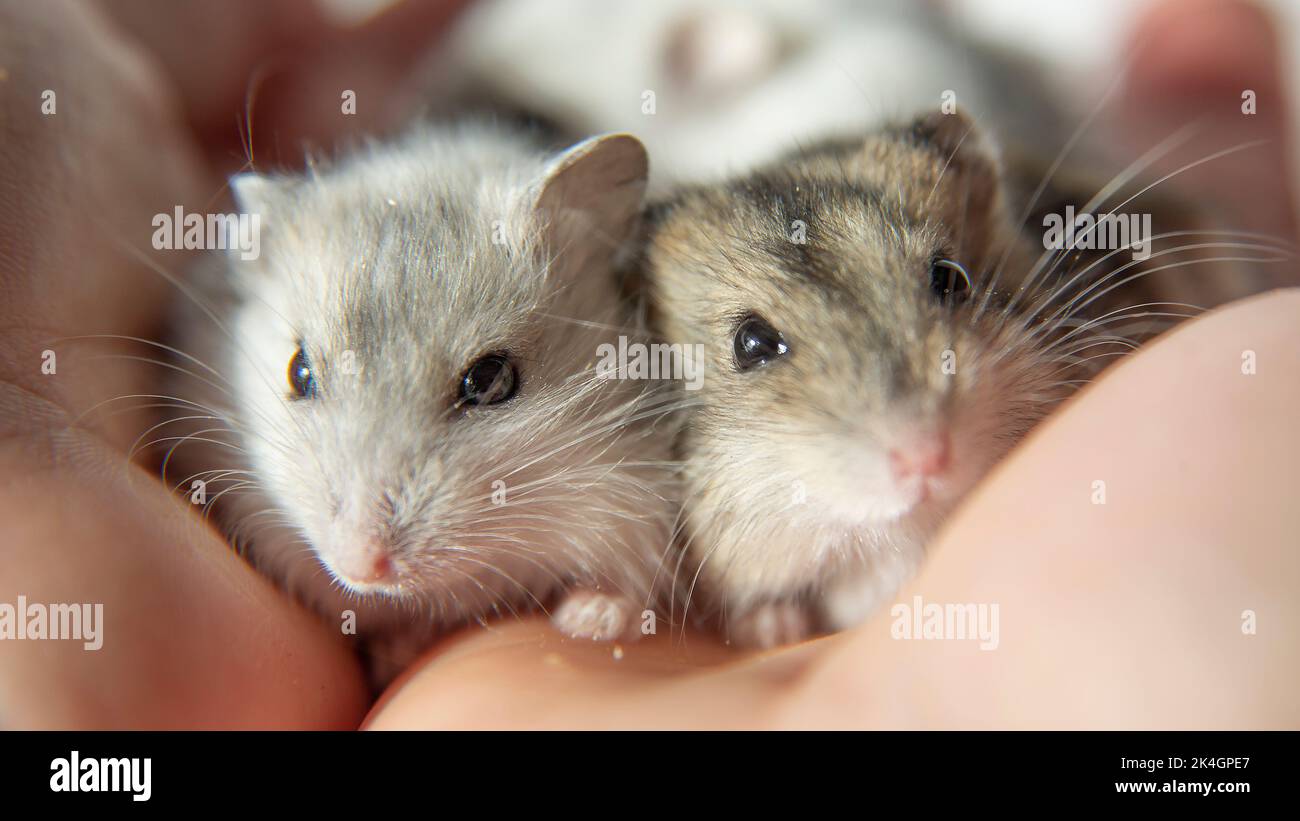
641;111;1232;646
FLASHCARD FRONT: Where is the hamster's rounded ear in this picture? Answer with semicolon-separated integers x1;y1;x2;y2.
533;133;649;277
906;109;1000;178
902;109;1003;218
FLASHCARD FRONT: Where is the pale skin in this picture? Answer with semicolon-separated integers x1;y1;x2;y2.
0;0;1295;729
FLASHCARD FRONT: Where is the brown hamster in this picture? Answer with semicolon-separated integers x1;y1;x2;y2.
640;110;1258;647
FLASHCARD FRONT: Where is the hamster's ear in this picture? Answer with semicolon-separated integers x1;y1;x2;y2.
533;133;649;279
904;109;1001;214
905;109;1000;181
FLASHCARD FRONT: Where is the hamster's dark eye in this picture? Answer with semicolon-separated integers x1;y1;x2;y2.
929;257;971;303
459;353;517;406
288;347;318;399
733;314;789;371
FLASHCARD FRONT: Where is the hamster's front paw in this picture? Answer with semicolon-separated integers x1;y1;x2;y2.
822;551;920;632
551;589;637;641
728;602;815;649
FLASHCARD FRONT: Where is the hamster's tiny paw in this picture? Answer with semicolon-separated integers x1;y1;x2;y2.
552;589;636;641
822;552;920;632
728;602;815;649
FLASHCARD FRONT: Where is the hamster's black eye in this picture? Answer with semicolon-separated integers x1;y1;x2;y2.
733;315;789;371
459;353;517;406
929;257;971;303
288;347;318;399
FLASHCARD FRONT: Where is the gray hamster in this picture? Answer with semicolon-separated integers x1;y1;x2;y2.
167;122;678;679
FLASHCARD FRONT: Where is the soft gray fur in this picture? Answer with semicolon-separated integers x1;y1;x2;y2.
169;123;678;680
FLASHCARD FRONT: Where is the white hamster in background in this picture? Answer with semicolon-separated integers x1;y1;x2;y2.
428;0;1066;192
167;123;678;677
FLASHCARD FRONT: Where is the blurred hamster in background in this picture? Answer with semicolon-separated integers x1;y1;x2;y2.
427;0;1071;191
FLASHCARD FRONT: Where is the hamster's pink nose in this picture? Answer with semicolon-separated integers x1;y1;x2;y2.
889;432;951;480
335;542;395;586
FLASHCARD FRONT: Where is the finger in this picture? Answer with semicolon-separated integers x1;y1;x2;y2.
364;617;812;730
0;439;369;728
1117;0;1296;244
99;0;472;173
0;0;214;449
0;0;369;730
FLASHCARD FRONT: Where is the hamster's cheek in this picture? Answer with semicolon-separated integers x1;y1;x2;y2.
802;452;904;522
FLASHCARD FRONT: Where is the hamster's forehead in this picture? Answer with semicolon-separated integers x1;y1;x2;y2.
254;163;550;371
646;126;1009;330
640;130;1023;403
651;172;945;322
